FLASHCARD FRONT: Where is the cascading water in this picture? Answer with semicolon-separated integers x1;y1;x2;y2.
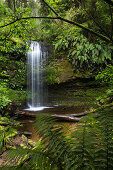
26;41;48;111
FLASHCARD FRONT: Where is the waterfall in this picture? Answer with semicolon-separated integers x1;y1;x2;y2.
27;41;47;111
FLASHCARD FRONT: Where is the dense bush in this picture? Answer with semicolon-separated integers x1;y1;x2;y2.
95;64;113;105
95;64;113;85
0;95;11;113
0;116;18;152
55;34;113;73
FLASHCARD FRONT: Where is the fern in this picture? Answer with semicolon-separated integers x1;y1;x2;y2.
93;107;113;170
70;117;96;170
35;114;73;170
1;107;113;170
0;116;18;152
1;115;72;169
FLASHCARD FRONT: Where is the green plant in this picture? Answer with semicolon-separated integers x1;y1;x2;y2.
95;65;113;105
55;37;69;51
0;2;38;54
0;54;27;90
0;85;27;112
0;116;18;152
54;34;112;73
45;64;58;84
0;95;11;112
96;88;113;105
2;106;113;169
45;60;62;84
95;64;113;85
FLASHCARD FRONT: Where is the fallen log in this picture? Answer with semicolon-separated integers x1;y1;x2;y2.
51;114;81;122
69;111;90;117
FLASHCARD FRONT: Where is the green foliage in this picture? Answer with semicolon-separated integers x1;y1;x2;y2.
95;64;113;105
55;34;112;73
2;105;113;169
0;95;11;112
0;86;27;105
0;54;27;90
0;2;38;54
96;88;113;105
0;116;18;152
69;38;112;69
92;107;113;169
55;37;69;51
45;60;62;84
96;64;113;85
7;60;27;90
106;88;113;97
0;54;27;112
45;65;58;84
37;0;113;76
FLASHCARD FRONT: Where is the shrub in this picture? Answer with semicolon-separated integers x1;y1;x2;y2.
95;64;113;85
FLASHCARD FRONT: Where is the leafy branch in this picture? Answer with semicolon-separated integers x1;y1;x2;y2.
0;16;111;43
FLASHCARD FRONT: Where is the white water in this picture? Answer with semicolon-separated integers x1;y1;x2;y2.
26;41;48;111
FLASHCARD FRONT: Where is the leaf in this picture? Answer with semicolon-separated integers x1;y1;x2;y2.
71;50;76;56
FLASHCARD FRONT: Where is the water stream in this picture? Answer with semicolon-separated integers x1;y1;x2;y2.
26;41;48;111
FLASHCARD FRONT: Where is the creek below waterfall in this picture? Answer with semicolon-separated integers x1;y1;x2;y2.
15;80;107;142
16;105;85;142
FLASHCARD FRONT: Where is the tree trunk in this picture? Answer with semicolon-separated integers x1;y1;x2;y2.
24;0;27;7
6;0;12;9
13;0;16;13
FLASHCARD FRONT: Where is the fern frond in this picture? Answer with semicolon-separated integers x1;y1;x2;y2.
1;106;113;169
35;114;73;169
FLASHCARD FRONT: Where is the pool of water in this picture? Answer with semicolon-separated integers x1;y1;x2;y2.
16;105;86;142
16;79;109;142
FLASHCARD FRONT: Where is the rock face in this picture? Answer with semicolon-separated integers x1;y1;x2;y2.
46;58;75;84
57;58;75;83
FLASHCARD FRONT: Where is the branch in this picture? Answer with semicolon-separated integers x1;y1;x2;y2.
77;0;111;39
110;5;113;40
0;17;58;28
41;0;59;16
58;17;111;42
103;0;113;6
0;16;111;42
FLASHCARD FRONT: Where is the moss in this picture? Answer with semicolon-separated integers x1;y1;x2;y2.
46;58;75;84
73;85;113;108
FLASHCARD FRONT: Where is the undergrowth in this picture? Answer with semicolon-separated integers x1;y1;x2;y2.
1;104;113;170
